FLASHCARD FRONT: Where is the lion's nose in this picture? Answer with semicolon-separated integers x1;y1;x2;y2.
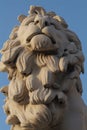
34;16;50;29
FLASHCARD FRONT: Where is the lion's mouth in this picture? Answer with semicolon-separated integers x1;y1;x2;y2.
33;48;58;55
26;32;56;44
26;33;58;54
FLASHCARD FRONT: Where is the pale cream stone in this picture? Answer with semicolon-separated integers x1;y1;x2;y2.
0;5;87;130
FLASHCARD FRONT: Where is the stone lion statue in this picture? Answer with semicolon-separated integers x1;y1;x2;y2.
0;6;87;130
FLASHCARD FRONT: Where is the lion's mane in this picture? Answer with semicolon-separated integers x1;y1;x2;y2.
0;6;85;130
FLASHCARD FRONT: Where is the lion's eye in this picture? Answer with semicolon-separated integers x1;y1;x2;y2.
50;23;56;28
45;21;49;26
50;22;61;30
50;23;54;25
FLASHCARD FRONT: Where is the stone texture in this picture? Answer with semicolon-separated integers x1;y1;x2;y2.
0;5;87;130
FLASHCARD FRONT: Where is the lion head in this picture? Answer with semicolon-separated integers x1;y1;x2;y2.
0;6;84;130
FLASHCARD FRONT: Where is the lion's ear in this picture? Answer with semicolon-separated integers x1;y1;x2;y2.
17;15;27;23
29;5;46;16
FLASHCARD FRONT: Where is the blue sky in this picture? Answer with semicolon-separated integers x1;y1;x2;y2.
0;0;87;130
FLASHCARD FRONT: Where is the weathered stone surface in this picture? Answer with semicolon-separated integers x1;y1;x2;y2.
0;5;87;130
